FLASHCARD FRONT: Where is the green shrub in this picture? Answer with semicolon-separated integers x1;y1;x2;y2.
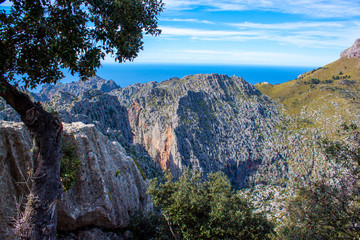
60;140;81;192
148;169;274;240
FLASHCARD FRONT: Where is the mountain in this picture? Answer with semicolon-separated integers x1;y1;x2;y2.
340;38;360;58
34;76;120;101
110;74;285;188
30;74;284;189
1;39;360;238
0;73;290;238
251;38;360;223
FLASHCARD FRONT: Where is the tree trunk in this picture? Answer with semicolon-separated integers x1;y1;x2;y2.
1;80;63;239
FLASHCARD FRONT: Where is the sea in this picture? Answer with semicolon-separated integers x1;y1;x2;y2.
46;63;316;90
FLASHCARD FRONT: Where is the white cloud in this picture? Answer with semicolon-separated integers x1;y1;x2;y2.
231;21;345;30
134;48;332;66
161;26;265;37
161;18;214;24
160;19;360;48
163;0;198;10
163;0;360;18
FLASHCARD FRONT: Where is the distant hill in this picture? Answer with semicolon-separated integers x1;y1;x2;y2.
256;39;360;134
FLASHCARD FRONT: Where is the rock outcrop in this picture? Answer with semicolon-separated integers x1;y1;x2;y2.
340;38;360;59
0;121;150;239
0;121;33;239
44;90;133;146
35;76;120;101
0;98;21;122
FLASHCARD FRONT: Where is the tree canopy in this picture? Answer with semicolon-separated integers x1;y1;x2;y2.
0;0;164;238
0;0;164;89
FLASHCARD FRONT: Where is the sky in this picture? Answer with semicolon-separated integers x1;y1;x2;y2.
133;0;360;67
1;0;360;67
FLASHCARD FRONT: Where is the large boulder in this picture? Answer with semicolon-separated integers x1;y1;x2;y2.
57;122;150;231
0;121;33;239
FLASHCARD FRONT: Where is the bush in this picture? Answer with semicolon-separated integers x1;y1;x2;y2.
148;169;274;240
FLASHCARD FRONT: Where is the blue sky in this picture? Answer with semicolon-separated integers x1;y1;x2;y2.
2;0;360;67
134;0;360;67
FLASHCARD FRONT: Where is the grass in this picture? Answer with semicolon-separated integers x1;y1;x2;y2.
255;57;360;137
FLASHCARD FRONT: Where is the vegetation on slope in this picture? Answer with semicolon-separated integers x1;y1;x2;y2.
279;124;360;239
256;58;360;137
252;56;360;239
130;169;274;240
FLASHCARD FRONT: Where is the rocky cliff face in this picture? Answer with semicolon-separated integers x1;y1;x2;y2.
111;74;283;188
44;90;133;146
0;121;150;239
340;38;360;58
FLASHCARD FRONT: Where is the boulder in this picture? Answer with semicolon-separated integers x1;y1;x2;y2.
57;122;150;231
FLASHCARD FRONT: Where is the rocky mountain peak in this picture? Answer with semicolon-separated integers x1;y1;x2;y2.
110;73;283;188
35;76;120;101
340;38;360;59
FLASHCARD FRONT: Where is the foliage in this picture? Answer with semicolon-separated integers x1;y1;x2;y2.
60;139;81;192
279;124;360;239
128;211;173;240
304;78;320;85
0;0;164;89
148;169;274;240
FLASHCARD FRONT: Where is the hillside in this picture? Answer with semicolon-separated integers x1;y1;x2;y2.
256;44;360;134
250;39;360;225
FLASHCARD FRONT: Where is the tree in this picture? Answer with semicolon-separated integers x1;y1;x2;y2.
280;123;360;239
148;169;274;240
0;0;164;239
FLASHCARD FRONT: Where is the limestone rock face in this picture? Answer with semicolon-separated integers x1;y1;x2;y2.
40;88;162;179
0;121;33;239
340;38;360;58
2;73;284;189
0;98;21;122
111;74;282;188
57;122;150;231
0;121;150;238
44;90;133;145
